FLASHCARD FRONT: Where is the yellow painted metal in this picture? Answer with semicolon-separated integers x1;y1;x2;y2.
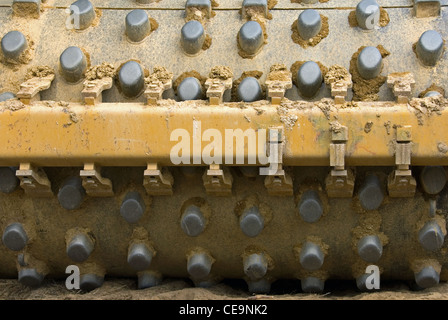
0;99;447;167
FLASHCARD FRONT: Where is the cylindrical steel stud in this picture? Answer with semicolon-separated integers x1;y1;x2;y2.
187;252;213;279
18;269;44;288
356;0;380;30
120;191;146;223
239;206;264;238
0;167;19;194
237;77;263;102
238;20;264;55
181;205;206;237
66;233;94;262
1;30;27;60
59;46;87;83
358;174;384;210
2;223;28;251
0;92;16;102
177;77;203;101
357;235;383;263
357;46;383;80
415;266;440;289
416;30;444;66
424;91;442;98
127;243;153;271
69;0;95;30
181;20;205;55
299;242;324;271
297;61;323;98
243;253;268;280
420;166;447;195
80;273;104;291
126;9;151;42
57;177;86;210
118;61;145;98
418;221;445;251
298;190;323;223
138;271;162;289
297;9;322;40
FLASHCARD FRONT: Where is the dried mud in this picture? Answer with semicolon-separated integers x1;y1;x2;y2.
202;34;212;51
185;6;216;24
24;65;55;81
324;65;351;85
85;63;115;81
3;99;25;112
438;142;448;153
409;95;446;125
91;9;102;28
149;17;159;33
266;64;290;82
145;66;173;84
209;66;233;80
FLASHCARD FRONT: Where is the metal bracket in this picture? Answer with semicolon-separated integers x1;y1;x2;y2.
328;75;352;104
15;163;53;197
203;164;233;196
143;164;174;196
387;73;415;104
205;78;232;105
12;0;40;19
414;0;441;17
185;0;212;20
17;75;55;105
80;163;114;197
263;127;293;196
145;79;173;105
82;77;113;106
264;166;293;196
388;126;416;197
265;80;292;105
325;125;355;197
242;0;268;19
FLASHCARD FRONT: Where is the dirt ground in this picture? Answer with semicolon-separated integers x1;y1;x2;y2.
0;277;447;300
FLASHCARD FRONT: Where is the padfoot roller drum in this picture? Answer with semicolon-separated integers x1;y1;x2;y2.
0;0;447;294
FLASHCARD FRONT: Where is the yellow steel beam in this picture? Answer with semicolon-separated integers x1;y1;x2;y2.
0;99;446;167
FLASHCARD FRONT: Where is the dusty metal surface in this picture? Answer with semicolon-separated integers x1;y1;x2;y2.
0;101;447;167
0;4;447;102
0;166;445;283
